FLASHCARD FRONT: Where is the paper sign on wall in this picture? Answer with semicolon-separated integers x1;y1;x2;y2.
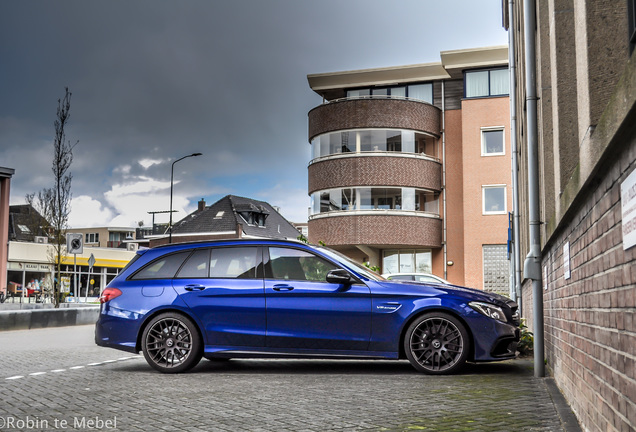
563;241;571;280
621;169;636;250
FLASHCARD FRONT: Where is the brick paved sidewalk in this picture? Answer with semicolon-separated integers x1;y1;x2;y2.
0;326;581;431
2;358;581;431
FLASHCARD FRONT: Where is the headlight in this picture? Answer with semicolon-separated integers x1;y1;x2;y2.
469;301;508;323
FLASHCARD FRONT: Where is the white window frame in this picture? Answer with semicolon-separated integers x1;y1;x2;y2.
482;185;507;215
481;127;505;156
85;232;99;244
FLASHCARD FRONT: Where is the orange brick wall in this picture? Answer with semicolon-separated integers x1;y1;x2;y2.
441;109;465;285
460;97;511;290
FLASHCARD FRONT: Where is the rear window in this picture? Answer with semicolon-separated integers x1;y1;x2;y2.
131;251;191;280
209;247;258;279
176;249;210;278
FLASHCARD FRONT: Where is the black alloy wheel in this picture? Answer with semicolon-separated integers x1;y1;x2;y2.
404;312;469;374
141;312;202;373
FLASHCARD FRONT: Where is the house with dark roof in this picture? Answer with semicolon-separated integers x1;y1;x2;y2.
8;204;51;243
149;195;301;247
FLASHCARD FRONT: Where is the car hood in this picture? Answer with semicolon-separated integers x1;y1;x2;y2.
376;279;517;309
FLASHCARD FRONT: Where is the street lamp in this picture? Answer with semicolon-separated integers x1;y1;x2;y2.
169;152;202;243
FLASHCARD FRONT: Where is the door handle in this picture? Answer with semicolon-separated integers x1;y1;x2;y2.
272;284;294;292
184;284;206;291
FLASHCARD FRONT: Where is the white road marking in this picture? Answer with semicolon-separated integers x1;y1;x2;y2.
4;355;142;380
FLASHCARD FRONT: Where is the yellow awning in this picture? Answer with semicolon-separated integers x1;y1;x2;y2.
59;256;131;268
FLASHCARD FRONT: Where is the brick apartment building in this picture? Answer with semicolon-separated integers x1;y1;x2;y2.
0;167;15;298
306;46;513;295
506;1;636;431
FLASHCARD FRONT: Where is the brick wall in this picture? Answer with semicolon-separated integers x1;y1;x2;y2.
460;96;512;290
308;155;441;194
308;99;440;141
309;214;442;248
522;138;636;431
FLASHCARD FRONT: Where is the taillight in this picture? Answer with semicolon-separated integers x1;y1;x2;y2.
99;287;122;304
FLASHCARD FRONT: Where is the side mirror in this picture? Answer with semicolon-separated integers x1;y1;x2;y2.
326;269;353;285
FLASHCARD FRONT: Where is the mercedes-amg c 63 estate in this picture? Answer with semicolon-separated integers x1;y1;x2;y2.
95;239;520;374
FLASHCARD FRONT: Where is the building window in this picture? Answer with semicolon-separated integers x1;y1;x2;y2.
85;233;99;244
312;187;439;216
481;128;505;156
465;68;509;98
483;245;509;295
311;129;434;160
407;84;433;102
482;185;507;214
239;211;267;227
383;249;432;274
346;82;432;103
17;224;31;234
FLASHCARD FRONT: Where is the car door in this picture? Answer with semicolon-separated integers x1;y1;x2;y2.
264;246;371;351
172;246;266;347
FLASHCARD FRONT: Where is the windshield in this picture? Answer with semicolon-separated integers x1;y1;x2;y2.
316;246;385;282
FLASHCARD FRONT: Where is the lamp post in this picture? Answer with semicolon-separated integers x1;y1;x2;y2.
169;152;202;243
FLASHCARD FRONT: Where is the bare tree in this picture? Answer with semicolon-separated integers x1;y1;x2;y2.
32;88;78;307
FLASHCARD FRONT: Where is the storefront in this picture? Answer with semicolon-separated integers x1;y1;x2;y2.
6;241;136;299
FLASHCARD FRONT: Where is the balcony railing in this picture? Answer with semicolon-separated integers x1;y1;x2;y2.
324;94;434;105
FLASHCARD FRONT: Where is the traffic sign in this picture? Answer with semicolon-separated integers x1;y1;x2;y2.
66;233;83;254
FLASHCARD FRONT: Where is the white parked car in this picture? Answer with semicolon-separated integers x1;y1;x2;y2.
382;273;449;284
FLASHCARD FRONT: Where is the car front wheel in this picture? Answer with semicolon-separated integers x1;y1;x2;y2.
404;312;469;374
141;312;202;373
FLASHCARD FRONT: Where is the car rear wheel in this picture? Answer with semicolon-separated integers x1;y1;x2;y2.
404;312;469;374
141;312;202;373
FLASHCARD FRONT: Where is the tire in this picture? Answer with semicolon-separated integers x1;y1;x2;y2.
141;312;202;373
404;312;470;374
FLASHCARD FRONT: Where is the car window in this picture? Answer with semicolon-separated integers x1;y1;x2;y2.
415;275;438;283
267;247;338;282
316;246;384;281
131;251;192;280
209;247;259;279
389;275;415;281
176;249;210;278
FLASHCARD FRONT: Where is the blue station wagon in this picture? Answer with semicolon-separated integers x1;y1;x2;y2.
95;239;520;374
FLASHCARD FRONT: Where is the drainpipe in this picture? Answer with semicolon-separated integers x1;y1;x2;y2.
508;0;523;313
522;0;545;378
442;81;448;280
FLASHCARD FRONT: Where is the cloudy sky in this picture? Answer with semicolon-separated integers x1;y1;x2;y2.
0;0;507;228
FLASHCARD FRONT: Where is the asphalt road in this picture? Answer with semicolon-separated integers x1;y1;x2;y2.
0;325;576;431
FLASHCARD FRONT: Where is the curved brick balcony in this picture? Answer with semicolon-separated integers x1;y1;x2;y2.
308;212;442;248
308;154;442;195
308;98;441;142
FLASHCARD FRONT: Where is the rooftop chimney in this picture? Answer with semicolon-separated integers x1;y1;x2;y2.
198;199;206;212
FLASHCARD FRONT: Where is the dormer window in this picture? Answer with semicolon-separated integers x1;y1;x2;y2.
239;211;267;227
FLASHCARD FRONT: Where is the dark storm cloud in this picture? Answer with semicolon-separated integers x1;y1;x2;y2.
0;0;507;224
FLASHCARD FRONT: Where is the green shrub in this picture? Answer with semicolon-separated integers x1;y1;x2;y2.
517;319;534;356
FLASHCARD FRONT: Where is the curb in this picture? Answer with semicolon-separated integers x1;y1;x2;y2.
545;377;583;432
0;307;99;331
